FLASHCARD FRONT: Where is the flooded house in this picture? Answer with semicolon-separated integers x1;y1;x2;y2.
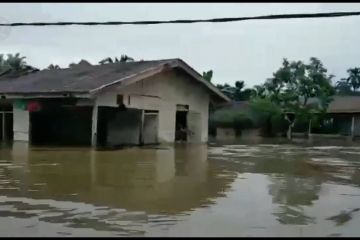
320;96;360;138
0;59;229;147
291;96;360;140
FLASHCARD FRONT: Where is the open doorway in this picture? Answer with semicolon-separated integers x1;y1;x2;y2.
175;104;189;142
97;107;142;147
143;110;159;145
30;106;93;146
0;101;13;143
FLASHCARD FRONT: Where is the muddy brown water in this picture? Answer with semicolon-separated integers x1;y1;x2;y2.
0;139;360;237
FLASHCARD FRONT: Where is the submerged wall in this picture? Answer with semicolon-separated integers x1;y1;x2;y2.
13;107;29;142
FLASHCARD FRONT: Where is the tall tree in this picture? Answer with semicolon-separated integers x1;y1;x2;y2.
335;67;360;95
47;64;60;70
346;67;360;92
216;80;254;101
260;57;335;138
120;54;134;62
202;70;213;82
99;55;135;65
335;79;352;95
0;53;38;77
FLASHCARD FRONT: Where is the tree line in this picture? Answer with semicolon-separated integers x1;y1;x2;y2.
205;58;360;138
1;52;359;138
0;53;136;76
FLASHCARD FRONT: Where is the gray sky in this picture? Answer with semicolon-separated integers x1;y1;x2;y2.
0;3;360;87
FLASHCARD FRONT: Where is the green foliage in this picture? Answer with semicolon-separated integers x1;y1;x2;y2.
335;67;360;95
0;53;37;77
209;109;253;133
202;70;213;82
248;97;287;135
47;64;60;70
216;80;254;101
259;57;335;124
99;55;135;65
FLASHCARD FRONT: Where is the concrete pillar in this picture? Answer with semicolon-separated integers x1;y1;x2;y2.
91;103;98;147
13;107;30;142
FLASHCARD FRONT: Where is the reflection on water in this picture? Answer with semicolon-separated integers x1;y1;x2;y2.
0;140;360;236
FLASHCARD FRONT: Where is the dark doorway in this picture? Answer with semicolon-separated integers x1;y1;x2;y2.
30;106;92;146
0;112;13;142
0;101;13;142
175;110;188;142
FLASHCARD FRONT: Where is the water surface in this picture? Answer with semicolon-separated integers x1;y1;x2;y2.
0;140;360;237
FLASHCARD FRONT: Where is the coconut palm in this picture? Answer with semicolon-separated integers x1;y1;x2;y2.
120;54;134;62
0;53;38;77
99;55;135;65
346;67;360;92
47;64;61;70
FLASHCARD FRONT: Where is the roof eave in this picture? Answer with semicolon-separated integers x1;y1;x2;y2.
0;91;91;99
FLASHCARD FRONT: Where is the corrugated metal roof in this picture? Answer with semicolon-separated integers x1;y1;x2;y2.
0;59;171;94
0;58;230;102
327;96;360;113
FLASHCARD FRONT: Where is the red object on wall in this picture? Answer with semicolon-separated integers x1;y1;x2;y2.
27;101;41;112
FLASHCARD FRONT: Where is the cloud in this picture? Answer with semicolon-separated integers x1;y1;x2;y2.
0;3;360;87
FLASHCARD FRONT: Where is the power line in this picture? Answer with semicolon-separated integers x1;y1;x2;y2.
1;11;360;27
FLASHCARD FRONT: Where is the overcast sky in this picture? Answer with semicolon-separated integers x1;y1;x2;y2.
0;3;360;87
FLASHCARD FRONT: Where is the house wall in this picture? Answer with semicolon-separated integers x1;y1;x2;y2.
95;70;210;143
11;70;211;145
13;107;30;142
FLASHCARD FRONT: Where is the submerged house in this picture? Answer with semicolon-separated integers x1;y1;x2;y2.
322;96;360;137
0;59;229;146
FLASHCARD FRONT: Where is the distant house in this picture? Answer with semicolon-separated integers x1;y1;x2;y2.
322;96;360;137
0;59;229;146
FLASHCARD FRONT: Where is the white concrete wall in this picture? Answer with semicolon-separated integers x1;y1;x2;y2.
95;70;210;143
13;107;30;142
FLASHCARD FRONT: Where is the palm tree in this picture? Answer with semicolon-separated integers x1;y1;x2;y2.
202;70;213;82
99;55;135;65
335;79;352;95
346;67;360;92
47;64;60;70
0;53;38;77
120;54;134;62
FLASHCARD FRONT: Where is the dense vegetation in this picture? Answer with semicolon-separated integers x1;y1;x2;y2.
205;57;359;138
1;52;358;138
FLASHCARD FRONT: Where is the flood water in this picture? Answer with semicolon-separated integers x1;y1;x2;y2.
0;139;360;237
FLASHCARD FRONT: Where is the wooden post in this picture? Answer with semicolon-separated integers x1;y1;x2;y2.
308;119;312;138
287;126;292;140
351;116;355;140
1;112;5;141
